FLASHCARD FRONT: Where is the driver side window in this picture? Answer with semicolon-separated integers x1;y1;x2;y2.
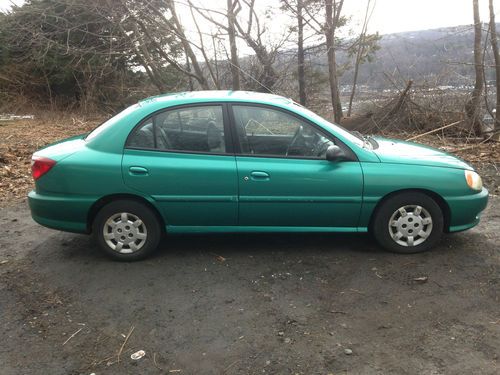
232;105;334;158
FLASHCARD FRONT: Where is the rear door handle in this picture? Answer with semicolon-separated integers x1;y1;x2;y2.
250;171;270;180
129;166;149;175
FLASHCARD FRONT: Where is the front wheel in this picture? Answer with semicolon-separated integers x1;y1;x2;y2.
92;200;161;261
372;192;444;254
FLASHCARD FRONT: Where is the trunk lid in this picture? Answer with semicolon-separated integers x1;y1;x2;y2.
33;134;87;162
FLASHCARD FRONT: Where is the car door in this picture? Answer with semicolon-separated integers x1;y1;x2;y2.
230;104;363;228
122;104;238;227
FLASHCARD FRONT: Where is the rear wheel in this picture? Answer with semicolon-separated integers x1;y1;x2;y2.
372;192;444;254
93;200;161;261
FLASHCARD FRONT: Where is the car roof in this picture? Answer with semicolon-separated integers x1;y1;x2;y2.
138;90;293;107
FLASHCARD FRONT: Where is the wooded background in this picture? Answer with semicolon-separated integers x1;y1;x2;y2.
0;0;499;137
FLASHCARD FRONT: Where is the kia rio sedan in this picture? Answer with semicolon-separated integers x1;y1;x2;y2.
28;91;488;261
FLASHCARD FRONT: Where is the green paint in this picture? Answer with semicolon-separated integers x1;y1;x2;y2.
28;91;489;237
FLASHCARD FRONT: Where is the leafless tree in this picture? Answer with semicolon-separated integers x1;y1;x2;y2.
281;0;308;105
165;0;209;89
284;0;345;119
187;0;242;90
488;0;500;135
347;0;376;117
232;0;281;92
324;0;344;122
465;0;484;134
191;0;287;92
109;0;205;91
227;0;242;90
188;3;221;89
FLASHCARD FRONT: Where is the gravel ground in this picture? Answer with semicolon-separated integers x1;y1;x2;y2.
0;196;499;375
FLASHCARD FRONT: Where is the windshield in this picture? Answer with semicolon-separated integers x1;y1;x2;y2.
292;103;368;149
85;103;140;142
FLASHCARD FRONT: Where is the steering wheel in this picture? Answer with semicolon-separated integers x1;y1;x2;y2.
286;125;305;156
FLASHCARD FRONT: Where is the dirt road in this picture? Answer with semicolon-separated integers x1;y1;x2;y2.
0;198;499;374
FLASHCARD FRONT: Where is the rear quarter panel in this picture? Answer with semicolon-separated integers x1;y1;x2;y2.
32;146;145;232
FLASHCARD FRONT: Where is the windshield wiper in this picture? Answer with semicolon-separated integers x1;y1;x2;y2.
351;130;372;149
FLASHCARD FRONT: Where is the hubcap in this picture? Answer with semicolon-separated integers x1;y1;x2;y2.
388;205;433;247
103;212;147;254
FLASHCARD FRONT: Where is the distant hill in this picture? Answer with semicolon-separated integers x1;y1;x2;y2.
307;24;497;91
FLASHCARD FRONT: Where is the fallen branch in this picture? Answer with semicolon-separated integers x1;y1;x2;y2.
405;120;463;141
62;327;83;346
387;80;413;117
223;359;240;373
153;352;165;371
117;326;135;363
450;132;495;152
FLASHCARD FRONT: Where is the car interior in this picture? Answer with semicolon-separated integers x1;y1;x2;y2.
127;104;335;158
233;105;335;158
127;106;225;153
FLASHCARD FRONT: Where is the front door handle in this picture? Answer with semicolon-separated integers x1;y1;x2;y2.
129;166;149;175
250;171;270;180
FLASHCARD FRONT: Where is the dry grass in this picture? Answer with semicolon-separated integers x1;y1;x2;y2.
0;112;103;205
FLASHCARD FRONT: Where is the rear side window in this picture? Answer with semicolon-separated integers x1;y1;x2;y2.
127;119;154;148
127;105;226;154
86;104;140;142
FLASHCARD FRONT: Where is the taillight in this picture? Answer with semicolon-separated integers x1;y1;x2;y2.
31;156;56;180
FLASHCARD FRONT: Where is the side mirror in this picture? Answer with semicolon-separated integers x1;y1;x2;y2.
326;145;345;162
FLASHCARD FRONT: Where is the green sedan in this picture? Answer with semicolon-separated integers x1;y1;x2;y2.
28;91;488;260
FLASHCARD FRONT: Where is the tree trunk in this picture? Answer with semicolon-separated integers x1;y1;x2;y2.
168;1;209;89
118;22;165;93
297;0;306;105
232;0;278;92
347;43;363;118
347;0;372;117
489;0;500;133
466;0;484;135
186;51;194;91
325;0;343;123
227;0;241;90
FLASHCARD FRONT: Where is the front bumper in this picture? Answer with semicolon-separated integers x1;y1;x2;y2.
446;187;489;232
28;190;95;233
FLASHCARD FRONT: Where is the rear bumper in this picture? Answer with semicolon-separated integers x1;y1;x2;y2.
446;187;489;232
28;190;94;233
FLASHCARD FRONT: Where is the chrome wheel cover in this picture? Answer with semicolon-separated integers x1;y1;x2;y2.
388;205;433;247
103;212;147;254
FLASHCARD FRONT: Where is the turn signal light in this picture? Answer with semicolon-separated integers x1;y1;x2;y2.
464;170;483;191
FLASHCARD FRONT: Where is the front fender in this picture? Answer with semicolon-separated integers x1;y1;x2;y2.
358;163;488;230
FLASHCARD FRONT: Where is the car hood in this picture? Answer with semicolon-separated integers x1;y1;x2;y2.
372;137;473;170
34;134;87;162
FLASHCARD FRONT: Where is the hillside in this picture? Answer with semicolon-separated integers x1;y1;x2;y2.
313;24;497;90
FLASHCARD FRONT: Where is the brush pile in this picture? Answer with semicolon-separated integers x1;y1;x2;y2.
357;81;475;136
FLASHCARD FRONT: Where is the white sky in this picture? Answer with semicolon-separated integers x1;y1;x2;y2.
1;0;498;35
1;0;499;60
355;0;500;35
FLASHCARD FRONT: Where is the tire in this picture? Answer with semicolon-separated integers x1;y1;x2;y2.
372;192;444;254
92;200;162;261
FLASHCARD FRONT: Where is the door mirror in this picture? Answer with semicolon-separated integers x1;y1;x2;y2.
326;145;345;162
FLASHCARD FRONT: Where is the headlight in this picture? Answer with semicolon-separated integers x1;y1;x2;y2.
465;170;483;191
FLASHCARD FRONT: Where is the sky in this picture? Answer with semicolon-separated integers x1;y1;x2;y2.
1;0;499;35
354;0;500;35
